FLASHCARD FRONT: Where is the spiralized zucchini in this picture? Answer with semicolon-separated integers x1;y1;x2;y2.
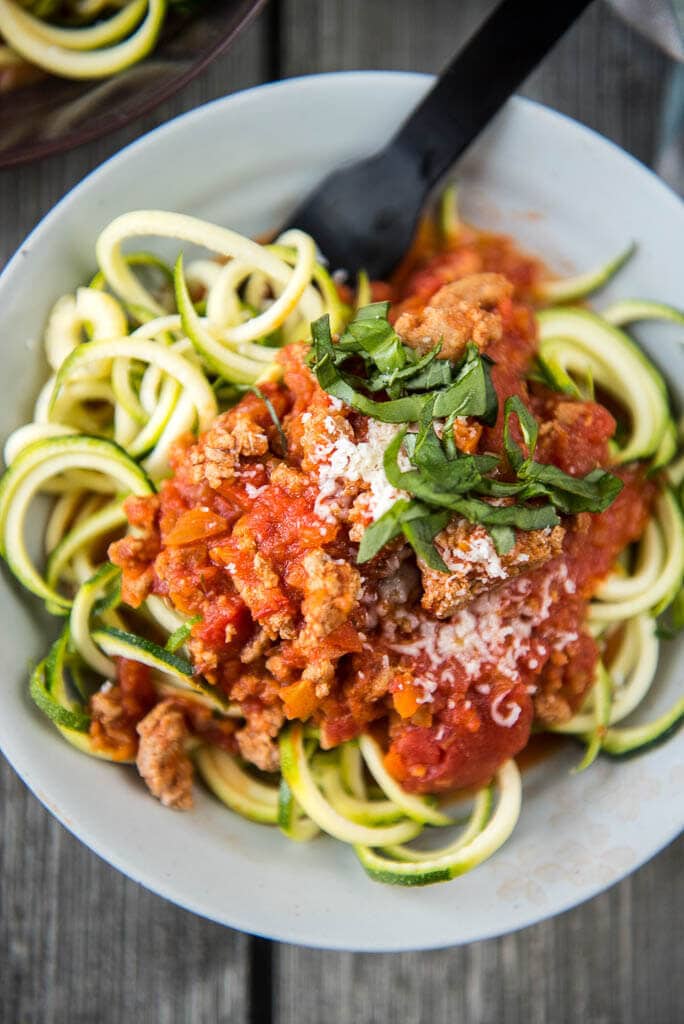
0;0;167;82
1;200;683;888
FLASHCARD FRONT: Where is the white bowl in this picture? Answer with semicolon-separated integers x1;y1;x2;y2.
1;72;683;952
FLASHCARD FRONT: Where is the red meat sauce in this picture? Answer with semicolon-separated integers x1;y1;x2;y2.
105;232;656;796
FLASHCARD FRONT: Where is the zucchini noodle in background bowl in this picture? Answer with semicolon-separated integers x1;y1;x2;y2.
0;1;212;82
2;188;683;888
0;0;264;169
0;77;683;949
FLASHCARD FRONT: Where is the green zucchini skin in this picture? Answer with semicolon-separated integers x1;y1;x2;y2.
535;242;635;305
195;745;279;825
536;307;671;464
599;699;684;759
601;299;684;329
353;761;520;887
92;625;194;677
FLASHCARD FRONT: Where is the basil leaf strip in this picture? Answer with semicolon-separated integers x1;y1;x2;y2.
401;510;450;571
447;497;559;530
310;314;498;425
357;499;446;566
356;498;412;563
338;302;407;374
503;395;623;512
522;463;624;513
503;395;539;471
431;346;498;425
242;384;288;455
309;305;622;572
489;525;516;556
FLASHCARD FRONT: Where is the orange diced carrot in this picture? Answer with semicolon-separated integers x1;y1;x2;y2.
383;749;407;782
392;683;421;719
280;678;318;721
164;509;228;546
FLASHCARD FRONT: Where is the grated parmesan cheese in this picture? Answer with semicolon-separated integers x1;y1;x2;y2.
491;690;522;728
414;677;438;704
386;568;561;684
313;419;409;523
442;529;507;580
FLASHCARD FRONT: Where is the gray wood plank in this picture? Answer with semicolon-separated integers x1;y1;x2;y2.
0;759;251;1024
275;1;682;1021
0;8;269;263
274;838;684;1024
0;13;268;1023
280;0;670;170
0;3;682;1023
523;1;672;170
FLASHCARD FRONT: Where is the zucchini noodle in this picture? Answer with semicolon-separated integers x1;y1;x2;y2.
590;490;684;621
1;203;682;887
0;0;166;81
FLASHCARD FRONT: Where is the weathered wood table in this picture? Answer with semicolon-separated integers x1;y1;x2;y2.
1;3;682;1021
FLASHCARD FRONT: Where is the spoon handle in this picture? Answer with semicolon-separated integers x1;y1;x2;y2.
393;0;594;188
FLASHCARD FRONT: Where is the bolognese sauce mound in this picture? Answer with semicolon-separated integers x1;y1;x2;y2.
106;234;656;806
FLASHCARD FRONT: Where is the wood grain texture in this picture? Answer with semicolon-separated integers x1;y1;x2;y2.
0;13;268;1024
274;837;683;1024
280;0;671;169
0;758;251;1024
0;2;682;1022
276;1;683;1020
0;7;270;264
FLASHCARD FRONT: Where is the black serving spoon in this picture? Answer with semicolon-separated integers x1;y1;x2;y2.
282;0;593;279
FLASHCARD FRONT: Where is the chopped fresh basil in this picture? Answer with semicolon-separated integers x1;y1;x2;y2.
401;511;450;571
503;395;539;471
308;304;622;571
522;463;623;514
356;498;412;563
447;496;559;531
431;348;498;424
503;396;623;514
384;427;495;504
398;352;452;392
489;526;516;556
357;499;448;567
337;301;406;374
309;313;498;424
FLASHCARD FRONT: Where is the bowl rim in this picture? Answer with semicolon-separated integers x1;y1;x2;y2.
1;70;683;950
0;0;266;171
3;69;683;271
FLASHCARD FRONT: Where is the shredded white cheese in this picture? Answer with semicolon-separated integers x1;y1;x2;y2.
387;569;559;683
414;676;438;704
313;419;408;523
490;690;522;728
442;528;507;581
244;483;267;499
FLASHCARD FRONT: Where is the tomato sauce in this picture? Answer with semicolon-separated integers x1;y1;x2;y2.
109;226;656;794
